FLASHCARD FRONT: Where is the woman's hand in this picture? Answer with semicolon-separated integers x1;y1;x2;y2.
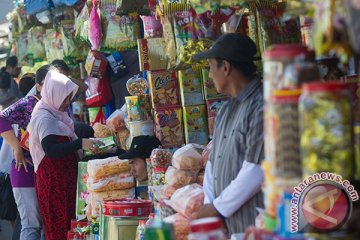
82;139;103;154
14;148;33;172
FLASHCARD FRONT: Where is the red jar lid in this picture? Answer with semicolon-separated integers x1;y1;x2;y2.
270;89;301;103
302;81;349;92
190;217;223;233
153;167;168;173
263;44;314;59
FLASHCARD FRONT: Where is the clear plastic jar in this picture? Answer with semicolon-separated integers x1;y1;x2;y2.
265;89;302;178
188;217;226;240
299;82;354;179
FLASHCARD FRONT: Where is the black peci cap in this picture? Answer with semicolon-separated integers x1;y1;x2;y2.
193;33;258;62
119;135;161;160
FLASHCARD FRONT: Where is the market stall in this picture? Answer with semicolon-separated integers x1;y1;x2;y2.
5;0;360;239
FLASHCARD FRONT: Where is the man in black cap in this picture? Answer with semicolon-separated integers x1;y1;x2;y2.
193;33;264;235
119;135;161;183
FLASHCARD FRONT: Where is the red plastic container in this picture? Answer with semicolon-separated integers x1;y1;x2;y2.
102;198;152;217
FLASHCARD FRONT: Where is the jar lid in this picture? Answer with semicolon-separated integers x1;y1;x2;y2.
302;81;349;92
153;167;168;173
263;44;314;59
190;217;222;232
270;89;301;103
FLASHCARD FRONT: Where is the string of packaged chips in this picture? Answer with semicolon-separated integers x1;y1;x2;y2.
5;0;360;239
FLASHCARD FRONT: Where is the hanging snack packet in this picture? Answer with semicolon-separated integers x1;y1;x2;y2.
75;2;91;42
102;0;140;50
247;3;262;56
162;16;177;69
346;0;360;54
314;0;352;63
138;38;170;71
27;26;46;60
89;0;102;50
107;52;129;77
140;15;163;38
116;0;150;16
43;28;65;62
60;20;80;60
255;0;301;51
85;50;108;78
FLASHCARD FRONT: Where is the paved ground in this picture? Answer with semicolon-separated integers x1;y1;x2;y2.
0;219;13;240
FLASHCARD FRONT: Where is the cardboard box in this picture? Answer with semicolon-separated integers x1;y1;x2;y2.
178;69;204;106
148;70;181;109
183;105;209;145
154;107;184;147
138;38;169;71
206;98;228;139
201;69;226;100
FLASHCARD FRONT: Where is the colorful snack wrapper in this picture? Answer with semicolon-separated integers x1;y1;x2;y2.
178;69;204;106
125;95;152;122
148;71;182;108
183;105;209;145
141;15;163;38
76;162;89;220
102;1;140;51
85;50;108;79
154;107;185;147
27;26;46;60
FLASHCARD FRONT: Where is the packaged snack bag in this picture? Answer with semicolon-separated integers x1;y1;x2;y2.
172;144;204;171
87;157;131;179
165;184;204;219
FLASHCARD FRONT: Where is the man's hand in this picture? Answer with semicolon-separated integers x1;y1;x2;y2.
197;203;221;219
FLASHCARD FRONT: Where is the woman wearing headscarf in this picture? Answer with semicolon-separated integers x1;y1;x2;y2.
28;70;101;240
0;66;50;240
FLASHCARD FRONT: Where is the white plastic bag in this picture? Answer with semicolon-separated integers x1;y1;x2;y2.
165;184;204;219
172;144;204;171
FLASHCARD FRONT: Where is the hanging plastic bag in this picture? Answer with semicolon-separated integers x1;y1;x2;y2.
85;75;113;107
106;109;126;132
89;0;102;50
24;0;51;16
52;0;80;7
